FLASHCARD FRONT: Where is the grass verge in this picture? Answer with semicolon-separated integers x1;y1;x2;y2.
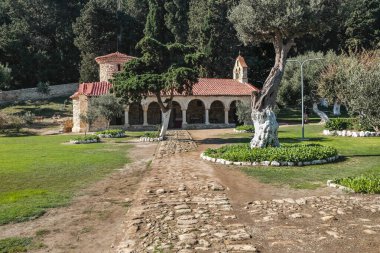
0;135;130;225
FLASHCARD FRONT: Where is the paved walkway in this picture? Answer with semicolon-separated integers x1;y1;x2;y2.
117;130;380;253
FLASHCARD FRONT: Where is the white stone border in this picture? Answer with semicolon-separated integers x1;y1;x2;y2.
200;153;340;167
323;129;380;137
139;136;163;142
326;180;355;193
233;129;254;133
69;138;100;144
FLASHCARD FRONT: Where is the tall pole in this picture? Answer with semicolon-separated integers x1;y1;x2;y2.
287;57;323;140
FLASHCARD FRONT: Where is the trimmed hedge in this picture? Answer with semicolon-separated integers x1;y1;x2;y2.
96;129;125;138
334;175;380;194
204;144;338;163
143;132;160;138
235;125;255;132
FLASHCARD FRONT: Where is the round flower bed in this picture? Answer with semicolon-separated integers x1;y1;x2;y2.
201;144;339;167
96;129;126;138
324;118;379;137
70;136;100;144
234;125;255;133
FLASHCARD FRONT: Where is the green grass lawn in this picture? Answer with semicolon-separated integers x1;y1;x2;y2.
0;135;131;225
220;124;380;189
277;106;349;124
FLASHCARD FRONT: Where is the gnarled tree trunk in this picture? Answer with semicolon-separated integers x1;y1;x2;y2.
160;109;171;138
313;102;329;123
250;35;294;148
333;100;341;116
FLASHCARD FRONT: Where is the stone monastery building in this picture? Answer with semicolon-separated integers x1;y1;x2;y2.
71;52;258;133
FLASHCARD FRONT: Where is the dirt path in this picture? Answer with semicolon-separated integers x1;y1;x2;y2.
0;140;157;253
116;129;380;253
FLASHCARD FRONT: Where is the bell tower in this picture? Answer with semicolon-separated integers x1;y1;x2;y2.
95;52;135;82
233;55;248;83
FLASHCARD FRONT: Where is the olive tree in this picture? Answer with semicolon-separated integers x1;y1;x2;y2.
90;94;124;129
229;0;339;148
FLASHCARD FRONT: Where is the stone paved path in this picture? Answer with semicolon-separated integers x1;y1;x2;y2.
117;130;380;253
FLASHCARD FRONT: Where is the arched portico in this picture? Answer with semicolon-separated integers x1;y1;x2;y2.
229;100;242;124
168;101;182;128
209;100;225;124
129;102;143;125
187;99;206;124
147;102;162;125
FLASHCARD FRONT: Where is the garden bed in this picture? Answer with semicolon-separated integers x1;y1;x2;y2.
233;125;255;133
201;144;339;167
96;129;126;138
69;136;100;144
139;132;162;142
327;175;380;194
323;118;379;137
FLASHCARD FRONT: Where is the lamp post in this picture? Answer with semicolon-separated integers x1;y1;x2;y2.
287;57;323;140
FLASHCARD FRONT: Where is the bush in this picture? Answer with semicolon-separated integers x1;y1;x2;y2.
0;112;25;132
334;175;380;194
62;120;73;133
96;129;125;138
325;118;353;131
204;144;338;163
70;135;100;144
236;125;255;132
143;132;160;138
22;111;35;125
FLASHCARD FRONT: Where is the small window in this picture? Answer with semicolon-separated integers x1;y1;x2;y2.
117;64;121;71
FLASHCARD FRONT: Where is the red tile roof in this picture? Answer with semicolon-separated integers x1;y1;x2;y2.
71;78;258;98
95;52;136;64
237;55;248;68
70;81;112;98
190;78;257;96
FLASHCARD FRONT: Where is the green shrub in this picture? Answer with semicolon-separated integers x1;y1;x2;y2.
204;144;338;163
143;132;160;138
70;136;100;144
21;111;35;125
325;118;353;131
334;175;380;194
236;125;255;132
96;129;125;138
0;112;25;132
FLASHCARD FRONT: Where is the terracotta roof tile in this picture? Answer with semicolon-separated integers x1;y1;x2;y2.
237;55;248;68
95;52;136;64
71;78;258;98
70;81;112;98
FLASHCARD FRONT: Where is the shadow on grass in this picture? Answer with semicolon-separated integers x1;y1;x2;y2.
0;130;37;137
279;137;330;144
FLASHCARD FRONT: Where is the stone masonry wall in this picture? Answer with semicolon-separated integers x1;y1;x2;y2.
0;83;78;105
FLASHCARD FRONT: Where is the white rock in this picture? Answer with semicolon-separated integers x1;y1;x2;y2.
271;161;280;166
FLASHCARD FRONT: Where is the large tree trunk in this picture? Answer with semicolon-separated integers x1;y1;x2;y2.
333;100;341;116
159;109;171;138
250;109;279;148
313;102;329;123
250;34;294;148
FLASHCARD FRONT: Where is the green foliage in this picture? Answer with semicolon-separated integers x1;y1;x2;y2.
204;144;338;163
142;131;160;138
0;237;32;253
0;63;11;90
164;0;189;43
21;111;35;125
236;101;252;125
70;135;100;143
36;82;50;95
334;175;380;194
318;51;380;131
0;112;25;132
0;0;82;88
325;118;353;131
235;125;255;133
90;94;124;128
96;129;126;138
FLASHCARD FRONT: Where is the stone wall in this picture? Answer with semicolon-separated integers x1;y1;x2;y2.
0;83;78;105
